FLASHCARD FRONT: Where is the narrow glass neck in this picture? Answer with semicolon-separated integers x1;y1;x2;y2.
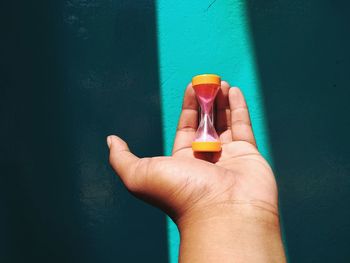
200;107;214;125
201;109;213;137
198;99;214;115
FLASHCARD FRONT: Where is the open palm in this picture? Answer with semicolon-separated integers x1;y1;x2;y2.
108;81;278;226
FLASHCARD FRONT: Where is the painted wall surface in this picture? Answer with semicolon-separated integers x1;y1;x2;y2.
159;1;350;261
0;1;167;262
1;0;350;263
247;1;350;262
156;1;272;262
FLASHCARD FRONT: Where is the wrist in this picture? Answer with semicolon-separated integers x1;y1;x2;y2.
176;200;280;232
176;200;286;263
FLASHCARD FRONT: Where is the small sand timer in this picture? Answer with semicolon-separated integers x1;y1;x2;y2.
192;74;221;152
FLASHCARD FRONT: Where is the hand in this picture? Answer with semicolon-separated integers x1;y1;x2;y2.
108;81;277;225
107;81;285;262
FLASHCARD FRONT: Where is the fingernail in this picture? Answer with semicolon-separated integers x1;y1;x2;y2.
107;136;112;148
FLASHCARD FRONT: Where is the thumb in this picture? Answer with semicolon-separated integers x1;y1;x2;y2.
107;135;141;191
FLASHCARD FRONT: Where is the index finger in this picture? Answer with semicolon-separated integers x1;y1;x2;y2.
172;83;199;155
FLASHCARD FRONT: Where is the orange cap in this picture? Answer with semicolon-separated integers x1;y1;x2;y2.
192;74;221;86
192;141;221;152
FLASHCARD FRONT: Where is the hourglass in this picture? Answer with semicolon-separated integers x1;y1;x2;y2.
192;74;221;152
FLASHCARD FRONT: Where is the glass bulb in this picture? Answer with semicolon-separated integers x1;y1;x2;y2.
191;74;221;152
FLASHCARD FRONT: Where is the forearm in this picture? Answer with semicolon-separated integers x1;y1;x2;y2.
177;203;286;263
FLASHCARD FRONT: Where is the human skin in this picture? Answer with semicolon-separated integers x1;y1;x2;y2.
107;81;286;262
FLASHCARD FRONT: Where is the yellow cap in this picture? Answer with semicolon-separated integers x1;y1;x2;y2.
192;141;221;152
192;74;221;86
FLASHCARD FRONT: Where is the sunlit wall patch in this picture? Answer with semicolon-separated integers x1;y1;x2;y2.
156;1;273;262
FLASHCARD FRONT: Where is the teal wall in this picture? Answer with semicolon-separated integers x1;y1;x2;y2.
1;0;350;262
156;1;272;261
247;1;350;262
1;1;167;262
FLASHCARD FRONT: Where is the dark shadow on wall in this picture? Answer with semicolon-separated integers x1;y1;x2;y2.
246;1;350;262
0;1;168;263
